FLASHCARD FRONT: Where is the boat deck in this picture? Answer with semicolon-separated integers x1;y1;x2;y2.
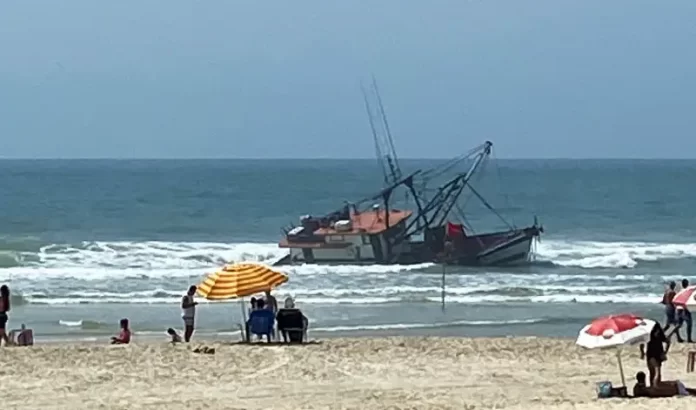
278;240;352;249
313;209;412;236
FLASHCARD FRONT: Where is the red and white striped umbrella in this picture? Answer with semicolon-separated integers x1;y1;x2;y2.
576;314;656;387
673;285;696;308
576;314;655;349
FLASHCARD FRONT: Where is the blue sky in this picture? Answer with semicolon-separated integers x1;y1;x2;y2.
1;1;695;159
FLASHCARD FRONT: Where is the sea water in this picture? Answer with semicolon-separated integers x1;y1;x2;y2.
1;159;695;342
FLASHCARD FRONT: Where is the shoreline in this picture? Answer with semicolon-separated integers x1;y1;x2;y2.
8;300;672;344
2;336;695;409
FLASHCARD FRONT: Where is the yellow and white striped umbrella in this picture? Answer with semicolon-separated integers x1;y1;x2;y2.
196;263;288;300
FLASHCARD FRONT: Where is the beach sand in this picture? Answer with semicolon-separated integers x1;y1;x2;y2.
1;337;695;409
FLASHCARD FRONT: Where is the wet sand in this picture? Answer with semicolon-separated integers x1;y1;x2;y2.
1;337;695;409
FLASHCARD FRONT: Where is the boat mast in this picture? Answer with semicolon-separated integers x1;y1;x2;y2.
361;77;402;187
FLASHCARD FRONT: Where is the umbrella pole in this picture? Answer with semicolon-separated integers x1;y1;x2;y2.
240;298;248;342
617;350;626;387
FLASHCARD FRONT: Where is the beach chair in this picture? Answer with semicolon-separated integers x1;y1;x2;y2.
248;310;274;343
8;324;34;346
276;308;308;343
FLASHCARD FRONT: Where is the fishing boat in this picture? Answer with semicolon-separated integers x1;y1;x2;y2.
274;80;543;267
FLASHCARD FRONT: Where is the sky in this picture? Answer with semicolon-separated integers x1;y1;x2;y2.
1;0;695;159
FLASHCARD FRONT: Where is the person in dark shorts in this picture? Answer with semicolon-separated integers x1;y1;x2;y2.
662;281;678;332
0;285;11;346
181;285;198;343
640;323;670;386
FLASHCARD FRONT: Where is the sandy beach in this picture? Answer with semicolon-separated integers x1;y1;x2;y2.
1;337;695;409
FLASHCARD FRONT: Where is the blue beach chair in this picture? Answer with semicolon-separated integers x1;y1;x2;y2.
247;309;275;342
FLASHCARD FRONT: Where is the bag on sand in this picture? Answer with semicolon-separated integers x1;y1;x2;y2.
596;381;612;398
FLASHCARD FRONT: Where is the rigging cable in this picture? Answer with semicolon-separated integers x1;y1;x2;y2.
491;147;515;228
466;182;513;230
419;142;488;183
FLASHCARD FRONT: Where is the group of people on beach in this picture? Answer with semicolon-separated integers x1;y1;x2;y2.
0;280;305;347
628;278;696;398
109;284;307;345
178;284;308;344
632;318;696;398
661;278;693;343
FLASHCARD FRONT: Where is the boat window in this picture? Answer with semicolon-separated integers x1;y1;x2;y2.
327;235;345;242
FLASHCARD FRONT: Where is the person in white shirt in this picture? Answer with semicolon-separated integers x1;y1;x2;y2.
181;285;198;342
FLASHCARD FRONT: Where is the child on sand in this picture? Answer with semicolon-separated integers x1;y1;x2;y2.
111;318;131;344
167;327;183;344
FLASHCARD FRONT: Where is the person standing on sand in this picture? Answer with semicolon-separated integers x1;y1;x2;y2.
662;281;678;333
0;285;11;346
181;285;198;342
264;289;278;314
264;289;278;340
640;323;670;386
676;278;693;343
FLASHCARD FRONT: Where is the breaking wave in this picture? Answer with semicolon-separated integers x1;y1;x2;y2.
536;240;696;269
0;238;692;306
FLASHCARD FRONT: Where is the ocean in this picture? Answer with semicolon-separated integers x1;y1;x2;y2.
1;158;695;343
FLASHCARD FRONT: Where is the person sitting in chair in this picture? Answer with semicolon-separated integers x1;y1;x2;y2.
275;297;308;343
247;299;275;342
633;371;696;397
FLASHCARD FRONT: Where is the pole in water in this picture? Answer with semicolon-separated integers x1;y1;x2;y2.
441;263;446;312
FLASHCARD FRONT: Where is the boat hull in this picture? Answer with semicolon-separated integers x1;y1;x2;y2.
448;226;540;266
274;225;541;267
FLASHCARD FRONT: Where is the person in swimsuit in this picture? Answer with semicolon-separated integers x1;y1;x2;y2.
662;281;678;332
640;323;670;386
181;285;198;343
0;285;11;346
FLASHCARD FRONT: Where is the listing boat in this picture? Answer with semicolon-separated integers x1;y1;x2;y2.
274;80;543;267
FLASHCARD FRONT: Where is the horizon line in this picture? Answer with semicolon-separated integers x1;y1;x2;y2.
1;157;696;161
